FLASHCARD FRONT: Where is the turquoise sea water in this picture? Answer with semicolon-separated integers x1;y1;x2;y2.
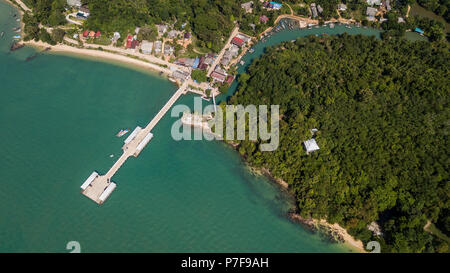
0;2;384;253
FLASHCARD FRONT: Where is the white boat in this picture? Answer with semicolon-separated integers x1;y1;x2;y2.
13;35;21;39
116;128;129;137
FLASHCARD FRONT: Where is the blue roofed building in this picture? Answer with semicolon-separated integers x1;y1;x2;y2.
269;1;282;10
415;28;425;35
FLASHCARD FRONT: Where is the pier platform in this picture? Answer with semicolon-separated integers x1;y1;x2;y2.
81;81;189;205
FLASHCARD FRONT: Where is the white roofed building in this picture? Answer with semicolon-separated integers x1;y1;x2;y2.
338;4;347;11
367;0;382;5
303;139;320;154
67;0;81;7
141;40;153;54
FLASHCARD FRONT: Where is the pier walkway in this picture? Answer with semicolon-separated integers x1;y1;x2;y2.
81;81;189;204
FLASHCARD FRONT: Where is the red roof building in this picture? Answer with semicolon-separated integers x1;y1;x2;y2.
126;35;133;48
95;31;101;38
89;31;95;38
130;40;139;49
211;71;226;83
82;30;89;38
226;75;234;84
231;37;244;47
260;15;269;24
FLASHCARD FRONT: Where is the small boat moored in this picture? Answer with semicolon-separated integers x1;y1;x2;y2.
116;128;129;137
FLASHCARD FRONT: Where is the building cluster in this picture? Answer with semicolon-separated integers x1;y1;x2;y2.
82;30;101;39
310;3;324;18
208;33;250;84
262;1;282;10
241;1;254;13
119;24;192;57
211;66;234;85
67;0;90;20
365;0;392;22
175;53;216;71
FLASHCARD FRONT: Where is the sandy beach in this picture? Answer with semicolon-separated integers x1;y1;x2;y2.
24;40;175;76
7;0;366;252
289;214;366;253
231;143;366;253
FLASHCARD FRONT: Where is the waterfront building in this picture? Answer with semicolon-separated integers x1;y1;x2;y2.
303;139;320;154
311;3;318;18
154;41;162;54
231;37;244;47
366;7;378;21
111;32;121;43
141;40;153;54
211;71;226;83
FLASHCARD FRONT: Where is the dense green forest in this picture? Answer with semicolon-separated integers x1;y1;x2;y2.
221;35;449;252
416;0;450;22
83;0;241;52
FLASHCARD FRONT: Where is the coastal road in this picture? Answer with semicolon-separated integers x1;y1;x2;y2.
78;41;189;73
207;26;239;77
66;13;83;26
8;0;31;12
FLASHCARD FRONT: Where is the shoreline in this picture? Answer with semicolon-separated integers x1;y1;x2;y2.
6;0;366;252
227;141;366;253
24;40;175;78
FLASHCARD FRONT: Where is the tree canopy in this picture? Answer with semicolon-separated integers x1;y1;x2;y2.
224;34;449;252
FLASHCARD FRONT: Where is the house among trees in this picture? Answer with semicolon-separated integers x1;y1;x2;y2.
241;1;253;13
154;40;162;54
310;3;318;18
383;0;391;11
141;40;153;54
111;32;121;43
338;4;347;11
303;139;320;154
367;0;381;5
79;5;90;17
366;7;378;21
126;35;139;50
164;44;174;55
157;24;168;37
67;0;81;8
317;4;323;15
260;15;269;24
168;30;178;39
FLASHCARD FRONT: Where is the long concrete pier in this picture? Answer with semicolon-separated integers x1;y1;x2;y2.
81;81;189;204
